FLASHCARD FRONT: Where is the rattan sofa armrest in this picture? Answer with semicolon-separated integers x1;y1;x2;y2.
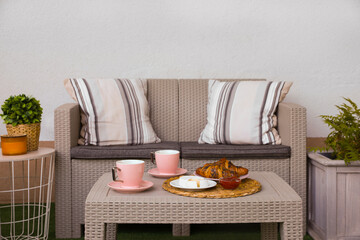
55;103;80;149
278;102;307;234
54;103;80;238
278;102;307;162
278;102;307;183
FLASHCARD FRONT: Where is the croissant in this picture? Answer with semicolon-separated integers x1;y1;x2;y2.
196;158;248;179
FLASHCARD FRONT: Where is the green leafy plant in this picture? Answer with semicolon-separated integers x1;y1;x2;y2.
315;97;360;165
0;94;43;126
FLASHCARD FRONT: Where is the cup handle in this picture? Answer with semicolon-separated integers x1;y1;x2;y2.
150;152;155;164
112;167;123;182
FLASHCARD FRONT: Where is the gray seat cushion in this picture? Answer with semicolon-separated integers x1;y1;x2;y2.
180;142;291;159
71;142;180;159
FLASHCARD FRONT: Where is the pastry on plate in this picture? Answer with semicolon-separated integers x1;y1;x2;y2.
196;158;248;179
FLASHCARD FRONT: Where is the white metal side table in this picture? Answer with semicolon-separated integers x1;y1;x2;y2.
0;147;55;240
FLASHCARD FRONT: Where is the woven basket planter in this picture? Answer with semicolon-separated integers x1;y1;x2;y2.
6;123;41;151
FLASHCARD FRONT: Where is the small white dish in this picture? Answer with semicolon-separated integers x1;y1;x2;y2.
170;178;217;190
148;168;187;178
108;180;153;193
193;172;250;181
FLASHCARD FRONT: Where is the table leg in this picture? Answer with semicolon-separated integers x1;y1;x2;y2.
181;224;191;236
280;221;302;240
106;223;117;240
85;222;105;240
172;224;182;236
172;224;190;236
261;223;278;240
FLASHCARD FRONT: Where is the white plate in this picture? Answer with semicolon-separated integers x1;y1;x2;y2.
194;172;250;181
170;179;217;190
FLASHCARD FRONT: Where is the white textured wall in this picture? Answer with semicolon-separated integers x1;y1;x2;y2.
1;0;360;140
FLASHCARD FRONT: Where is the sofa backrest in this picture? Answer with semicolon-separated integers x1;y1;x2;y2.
178;79;265;142
147;79;179;142
178;79;208;142
147;79;267;142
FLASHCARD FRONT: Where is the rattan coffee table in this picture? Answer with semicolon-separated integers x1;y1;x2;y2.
85;172;302;240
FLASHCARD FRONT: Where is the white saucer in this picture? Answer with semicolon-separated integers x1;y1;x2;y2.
169;179;217;190
108;180;153;193
148;168;187;178
194;172;250;181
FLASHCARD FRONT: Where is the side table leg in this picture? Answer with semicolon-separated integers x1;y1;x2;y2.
85;222;105;240
106;223;117;240
172;224;190;236
261;223;278;240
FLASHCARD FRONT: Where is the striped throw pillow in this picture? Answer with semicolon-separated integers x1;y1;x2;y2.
198;80;292;145
64;78;161;145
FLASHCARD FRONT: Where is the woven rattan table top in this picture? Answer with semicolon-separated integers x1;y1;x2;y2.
87;171;301;204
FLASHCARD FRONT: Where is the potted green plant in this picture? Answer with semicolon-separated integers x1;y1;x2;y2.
308;97;360;240
1;94;43;151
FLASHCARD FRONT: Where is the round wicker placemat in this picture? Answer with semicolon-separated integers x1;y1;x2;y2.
162;176;261;198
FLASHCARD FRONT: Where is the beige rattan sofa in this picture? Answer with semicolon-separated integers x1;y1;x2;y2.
54;79;306;238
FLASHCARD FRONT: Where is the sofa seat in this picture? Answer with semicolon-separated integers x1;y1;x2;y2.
71;141;180;159
180;142;291;159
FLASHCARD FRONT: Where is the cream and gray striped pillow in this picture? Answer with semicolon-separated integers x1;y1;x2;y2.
64;78;161;145
199;80;292;145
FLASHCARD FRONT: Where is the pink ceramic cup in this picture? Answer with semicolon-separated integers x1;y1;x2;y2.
112;160;145;188
150;150;180;174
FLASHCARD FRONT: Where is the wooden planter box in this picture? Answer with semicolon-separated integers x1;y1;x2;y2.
307;152;360;240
